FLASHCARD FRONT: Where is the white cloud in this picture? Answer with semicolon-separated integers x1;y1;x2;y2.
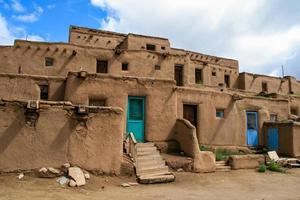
0;13;44;45
90;0;300;78
12;5;43;23
11;0;25;12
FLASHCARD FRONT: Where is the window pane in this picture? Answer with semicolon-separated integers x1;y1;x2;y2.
247;113;257;129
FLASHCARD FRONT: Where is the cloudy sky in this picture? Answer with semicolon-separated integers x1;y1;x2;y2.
1;0;300;78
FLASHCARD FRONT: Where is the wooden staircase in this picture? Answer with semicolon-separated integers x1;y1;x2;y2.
216;161;231;172
127;133;175;184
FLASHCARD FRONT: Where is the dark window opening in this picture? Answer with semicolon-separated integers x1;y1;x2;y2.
291;107;298;115
89;99;106;106
39;85;49;100
195;68;202;84
262;81;268;92
161;46;166;50
216;109;225;118
155;64;161;70
270;113;278;122
45;57;54;67
183;104;197;128
247;112;257;130
146;44;156;51
212;71;216;76
224;75;230;88
175;65;183;86
122;63;128;71
96;60;108;73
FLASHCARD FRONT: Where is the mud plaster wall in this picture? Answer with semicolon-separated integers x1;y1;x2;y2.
0;74;65;101
0;102;123;173
177;89;289;147
64;73;177;142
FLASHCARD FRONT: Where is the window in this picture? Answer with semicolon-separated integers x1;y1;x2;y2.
174;65;183;86
212;71;217;76
291;107;298;115
155;64;161;70
262;81;268;92
45;57;54;67
122;63;128;71
96;60;108;73
270;113;278;122
195;68;202;84
89;99;106;106
146;44;156;51
216;109;224;118
39;85;49;100
224;75;230;88
161;46;166;50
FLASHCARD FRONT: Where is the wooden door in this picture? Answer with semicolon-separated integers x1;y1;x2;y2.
183;105;197;127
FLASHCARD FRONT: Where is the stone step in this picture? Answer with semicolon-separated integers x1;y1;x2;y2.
136;143;155;147
216;165;231;172
137;150;159;156
137;163;166;172
138;159;166;167
216;161;226;165
136;146;157;152
136;154;161;161
138;174;175;184
138;166;169;176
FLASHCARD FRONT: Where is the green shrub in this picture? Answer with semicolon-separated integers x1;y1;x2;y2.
200;145;213;152
258;164;267;173
267;161;286;173
215;148;244;161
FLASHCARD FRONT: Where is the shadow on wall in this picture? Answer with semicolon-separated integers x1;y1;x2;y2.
0;112;24;154
50;118;78;150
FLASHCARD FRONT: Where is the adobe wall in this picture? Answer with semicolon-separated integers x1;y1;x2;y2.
0;101;123;173
176;88;289;147
0;73;65;101
293;124;300;157
238;73;290;94
64;72;178;142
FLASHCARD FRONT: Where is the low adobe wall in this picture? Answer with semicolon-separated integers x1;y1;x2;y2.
0;100;123;174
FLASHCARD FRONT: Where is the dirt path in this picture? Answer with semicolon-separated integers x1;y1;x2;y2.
1;169;300;200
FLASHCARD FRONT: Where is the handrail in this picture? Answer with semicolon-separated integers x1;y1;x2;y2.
127;132;137;162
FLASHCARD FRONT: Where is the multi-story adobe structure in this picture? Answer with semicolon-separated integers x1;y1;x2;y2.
0;26;300;174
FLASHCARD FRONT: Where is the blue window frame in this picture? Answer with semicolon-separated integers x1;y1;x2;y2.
216;109;224;118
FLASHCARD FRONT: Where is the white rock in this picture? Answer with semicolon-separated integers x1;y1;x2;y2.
38;167;47;173
68;167;86;186
128;182;138;186
56;176;70;185
84;173;90;180
69;179;77;187
121;183;131;187
48;167;60;175
17;173;24;180
177;168;184;172
62;163;71;168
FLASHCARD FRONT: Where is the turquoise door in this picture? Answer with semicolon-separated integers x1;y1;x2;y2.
268;128;279;151
246;112;258;146
127;96;145;142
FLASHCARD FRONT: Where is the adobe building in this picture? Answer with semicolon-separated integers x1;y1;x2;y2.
0;26;300;174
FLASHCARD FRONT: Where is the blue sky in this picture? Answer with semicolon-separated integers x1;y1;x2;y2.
1;0;300;79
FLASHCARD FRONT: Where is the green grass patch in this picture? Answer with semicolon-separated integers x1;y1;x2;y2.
267;161;286;173
215;148;245;161
199;145;213;152
258;164;267;173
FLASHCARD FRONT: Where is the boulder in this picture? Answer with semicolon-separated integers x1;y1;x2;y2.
68;167;86;186
229;155;265;170
193;151;216;173
37;167;61;178
69;179;77;187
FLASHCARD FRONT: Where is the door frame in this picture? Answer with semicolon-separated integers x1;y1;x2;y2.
246;111;259;146
183;104;198;128
126;96;146;142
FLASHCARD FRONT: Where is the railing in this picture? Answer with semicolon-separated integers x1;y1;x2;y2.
127;132;137;162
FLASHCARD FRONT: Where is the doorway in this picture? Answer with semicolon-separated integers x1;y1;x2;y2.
127;96;145;142
183;104;197;127
246;111;258;146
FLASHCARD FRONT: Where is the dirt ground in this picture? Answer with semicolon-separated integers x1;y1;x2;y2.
1;169;300;200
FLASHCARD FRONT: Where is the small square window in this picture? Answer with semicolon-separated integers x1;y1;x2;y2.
96;60;108;73
270;113;277;122
146;44;156;51
155;64;161;70
212;71;217;76
39;85;49;100
216;109;224;118
89;99;106;106
122;63;128;71
161;46;166;50
45;57;54;67
291;107;298;115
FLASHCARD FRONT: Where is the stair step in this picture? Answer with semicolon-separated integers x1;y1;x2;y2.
137;150;159;156
136;154;161;161
216;161;226;165
138;174;175;184
137;159;165;167
216;165;231;172
137;163;166;172
136;146;157;152
136;143;155;147
138;166;169;175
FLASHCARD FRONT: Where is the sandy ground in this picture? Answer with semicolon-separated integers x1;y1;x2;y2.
1;169;300;200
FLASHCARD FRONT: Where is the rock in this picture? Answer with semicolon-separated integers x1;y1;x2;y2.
56;176;70;185
121;183;131;187
177;168;184;172
48;167;61;175
63;163;71;168
193;151;216;173
84;172;90;180
37;167;60;178
128;182;139;186
69;179;77;187
68;167;86;186
17;173;24;180
229;154;265;170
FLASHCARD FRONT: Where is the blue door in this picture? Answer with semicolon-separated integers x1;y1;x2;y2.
127;96;145;142
268;128;279;151
246;112;258;146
